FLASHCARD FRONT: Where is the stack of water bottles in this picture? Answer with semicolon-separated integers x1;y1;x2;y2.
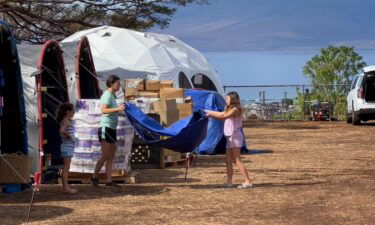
70;99;134;173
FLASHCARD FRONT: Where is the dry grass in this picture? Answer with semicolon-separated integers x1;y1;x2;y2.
1;121;374;225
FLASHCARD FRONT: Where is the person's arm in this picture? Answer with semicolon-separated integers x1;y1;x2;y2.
205;110;224;117
101;104;124;114
205;108;238;120
59;118;71;140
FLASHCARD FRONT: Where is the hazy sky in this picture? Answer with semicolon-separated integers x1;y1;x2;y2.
152;0;375;51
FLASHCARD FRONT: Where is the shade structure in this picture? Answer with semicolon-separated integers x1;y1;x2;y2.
0;20;28;156
19;41;69;178
61;36;101;104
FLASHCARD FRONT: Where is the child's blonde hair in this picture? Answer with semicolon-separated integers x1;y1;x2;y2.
225;91;243;115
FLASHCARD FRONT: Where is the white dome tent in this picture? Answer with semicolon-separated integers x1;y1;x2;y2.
62;25;224;96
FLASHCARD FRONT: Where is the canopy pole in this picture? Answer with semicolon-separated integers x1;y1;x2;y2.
193;150;199;167
184;153;191;180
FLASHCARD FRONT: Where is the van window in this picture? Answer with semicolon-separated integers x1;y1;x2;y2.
356;76;363;88
351;76;359;90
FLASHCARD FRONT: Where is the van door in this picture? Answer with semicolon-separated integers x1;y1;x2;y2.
348;76;359;113
362;72;375;104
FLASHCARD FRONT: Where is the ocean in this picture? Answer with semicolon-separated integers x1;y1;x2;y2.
203;50;375;101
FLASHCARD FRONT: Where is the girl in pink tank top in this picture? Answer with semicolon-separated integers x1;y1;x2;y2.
205;92;253;189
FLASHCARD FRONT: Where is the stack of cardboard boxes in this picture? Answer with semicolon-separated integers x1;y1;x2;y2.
124;79;193;125
152;99;179;126
124;79;193;168
124;79;176;99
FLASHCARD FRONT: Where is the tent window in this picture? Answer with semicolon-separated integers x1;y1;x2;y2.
0;28;26;154
178;72;192;89
191;74;217;91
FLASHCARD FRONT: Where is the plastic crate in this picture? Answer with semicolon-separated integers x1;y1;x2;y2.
130;144;160;165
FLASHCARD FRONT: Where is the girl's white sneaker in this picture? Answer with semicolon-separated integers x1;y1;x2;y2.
237;183;253;189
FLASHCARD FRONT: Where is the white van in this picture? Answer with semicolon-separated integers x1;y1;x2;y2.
347;66;375;125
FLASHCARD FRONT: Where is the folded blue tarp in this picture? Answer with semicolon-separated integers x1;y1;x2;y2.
124;103;208;153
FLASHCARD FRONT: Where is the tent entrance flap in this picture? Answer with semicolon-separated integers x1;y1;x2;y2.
0;23;27;155
38;41;69;165
76;37;100;99
191;74;218;92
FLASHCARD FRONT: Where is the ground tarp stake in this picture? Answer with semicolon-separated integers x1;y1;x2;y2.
184;153;190;180
27;188;36;223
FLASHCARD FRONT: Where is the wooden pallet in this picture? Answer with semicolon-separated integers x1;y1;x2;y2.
161;158;187;169
59;170;138;184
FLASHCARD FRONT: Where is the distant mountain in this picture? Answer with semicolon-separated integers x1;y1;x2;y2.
151;0;375;51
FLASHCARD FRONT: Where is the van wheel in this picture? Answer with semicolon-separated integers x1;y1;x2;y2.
352;111;361;125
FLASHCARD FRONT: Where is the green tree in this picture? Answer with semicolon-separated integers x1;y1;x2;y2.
0;0;208;43
281;98;294;106
301;46;366;119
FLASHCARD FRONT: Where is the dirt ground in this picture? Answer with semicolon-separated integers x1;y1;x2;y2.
1;121;374;225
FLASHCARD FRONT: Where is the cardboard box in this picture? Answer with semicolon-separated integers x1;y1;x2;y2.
177;102;193;119
124;79;145;97
161;148;181;162
138;91;159;98
160;80;174;89
184;97;192;103
160;88;185;101
0;154;32;184
153;99;177;111
156;109;180;126
146;80;160;91
138;79;146;90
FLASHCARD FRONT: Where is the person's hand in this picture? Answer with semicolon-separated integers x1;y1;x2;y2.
204;109;211;117
61;132;71;140
118;104;125;112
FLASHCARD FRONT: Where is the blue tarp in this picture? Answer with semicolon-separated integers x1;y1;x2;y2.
125;89;248;154
185;89;249;154
185;89;226;154
124;103;208;153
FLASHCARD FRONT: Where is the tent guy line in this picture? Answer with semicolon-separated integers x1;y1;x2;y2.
41;65;69;94
60;44;106;87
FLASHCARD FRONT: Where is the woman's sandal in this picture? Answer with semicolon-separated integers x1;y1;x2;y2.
90;177;99;187
105;181;120;187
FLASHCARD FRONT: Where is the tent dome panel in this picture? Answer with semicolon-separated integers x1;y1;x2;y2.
62;26;224;95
